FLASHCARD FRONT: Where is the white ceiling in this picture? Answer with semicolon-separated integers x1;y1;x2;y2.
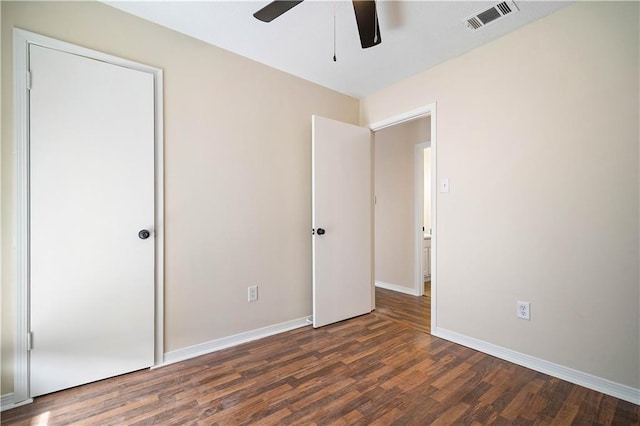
105;0;571;98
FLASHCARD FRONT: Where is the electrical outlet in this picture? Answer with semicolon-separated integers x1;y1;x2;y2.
517;301;530;320
248;286;258;302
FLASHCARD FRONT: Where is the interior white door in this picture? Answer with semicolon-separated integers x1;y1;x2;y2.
312;115;372;328
29;45;155;397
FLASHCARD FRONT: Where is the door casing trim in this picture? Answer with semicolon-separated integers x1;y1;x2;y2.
368;103;437;334
12;28;165;403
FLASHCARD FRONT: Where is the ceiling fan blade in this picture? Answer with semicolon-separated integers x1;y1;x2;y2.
253;1;304;23
352;0;382;49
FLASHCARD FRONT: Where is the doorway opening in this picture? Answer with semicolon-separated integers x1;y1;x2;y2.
370;104;437;334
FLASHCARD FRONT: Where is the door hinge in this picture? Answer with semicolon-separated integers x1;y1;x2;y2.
27;332;33;351
26;71;32;90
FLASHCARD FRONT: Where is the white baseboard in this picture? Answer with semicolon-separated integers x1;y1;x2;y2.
375;281;420;296
157;316;312;368
432;327;640;405
2;317;311;409
1;393;33;412
6;320;636;409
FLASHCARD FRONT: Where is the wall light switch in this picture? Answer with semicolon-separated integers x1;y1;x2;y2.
440;178;450;193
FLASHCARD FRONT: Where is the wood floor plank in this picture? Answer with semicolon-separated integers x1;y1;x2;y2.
367;407;403;425
430;402;470;425
2;287;637;425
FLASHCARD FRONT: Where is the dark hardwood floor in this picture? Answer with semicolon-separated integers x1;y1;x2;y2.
2;288;638;425
375;287;430;334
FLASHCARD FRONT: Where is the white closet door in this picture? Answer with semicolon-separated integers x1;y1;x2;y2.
29;44;155;397
312;115;373;328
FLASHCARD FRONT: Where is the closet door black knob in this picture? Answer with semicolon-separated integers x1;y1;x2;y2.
138;229;151;240
316;228;326;235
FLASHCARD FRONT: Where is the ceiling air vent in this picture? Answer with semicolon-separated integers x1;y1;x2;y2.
464;1;519;31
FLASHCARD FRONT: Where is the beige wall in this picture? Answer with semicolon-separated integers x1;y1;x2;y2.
362;2;639;388
0;1;358;395
374;119;430;290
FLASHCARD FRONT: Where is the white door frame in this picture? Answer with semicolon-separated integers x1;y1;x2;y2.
414;141;431;297
368;103;437;333
12;28;165;404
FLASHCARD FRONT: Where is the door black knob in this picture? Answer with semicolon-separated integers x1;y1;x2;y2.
138;229;151;240
316;228;326;235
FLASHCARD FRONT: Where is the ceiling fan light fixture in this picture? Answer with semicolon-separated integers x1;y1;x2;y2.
253;0;303;23
352;0;382;49
252;0;382;50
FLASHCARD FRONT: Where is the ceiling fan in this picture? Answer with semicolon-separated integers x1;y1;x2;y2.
253;0;382;49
